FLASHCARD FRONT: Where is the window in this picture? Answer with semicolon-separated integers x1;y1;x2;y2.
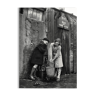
28;8;43;21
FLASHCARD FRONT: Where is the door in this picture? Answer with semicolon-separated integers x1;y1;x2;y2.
61;31;70;74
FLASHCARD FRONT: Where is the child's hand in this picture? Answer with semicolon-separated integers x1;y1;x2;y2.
50;59;54;63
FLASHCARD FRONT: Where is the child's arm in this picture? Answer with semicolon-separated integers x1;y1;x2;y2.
37;44;46;53
52;46;61;61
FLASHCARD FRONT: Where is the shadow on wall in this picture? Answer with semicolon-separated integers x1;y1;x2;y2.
27;50;34;79
22;45;34;79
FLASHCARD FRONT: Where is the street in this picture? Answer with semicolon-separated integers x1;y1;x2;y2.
19;74;77;88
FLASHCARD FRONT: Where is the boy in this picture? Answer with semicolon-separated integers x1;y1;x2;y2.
30;38;49;80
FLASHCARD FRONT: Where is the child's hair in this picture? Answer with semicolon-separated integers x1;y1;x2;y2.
54;38;61;45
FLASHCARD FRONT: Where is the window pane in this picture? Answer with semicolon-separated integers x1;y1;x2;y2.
36;11;40;21
28;9;33;18
28;9;31;18
39;12;42;21
28;9;43;21
33;9;37;19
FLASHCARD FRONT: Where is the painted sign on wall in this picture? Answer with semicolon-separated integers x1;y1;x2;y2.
57;15;69;30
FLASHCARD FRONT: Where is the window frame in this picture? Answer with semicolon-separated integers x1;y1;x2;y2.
27;8;44;22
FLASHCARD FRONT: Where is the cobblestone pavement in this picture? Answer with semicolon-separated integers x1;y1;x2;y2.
19;74;77;88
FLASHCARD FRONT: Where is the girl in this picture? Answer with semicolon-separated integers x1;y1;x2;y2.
50;38;63;81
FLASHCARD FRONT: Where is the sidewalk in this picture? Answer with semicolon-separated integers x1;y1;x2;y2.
19;74;77;88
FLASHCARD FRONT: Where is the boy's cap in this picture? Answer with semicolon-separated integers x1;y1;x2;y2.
42;38;49;42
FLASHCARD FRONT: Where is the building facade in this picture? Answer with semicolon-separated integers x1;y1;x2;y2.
19;8;77;79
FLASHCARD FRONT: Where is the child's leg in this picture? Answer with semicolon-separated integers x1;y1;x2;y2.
30;64;38;80
57;68;62;81
54;68;57;77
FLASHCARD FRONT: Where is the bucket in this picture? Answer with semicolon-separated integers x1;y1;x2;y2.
46;66;55;77
39;70;46;80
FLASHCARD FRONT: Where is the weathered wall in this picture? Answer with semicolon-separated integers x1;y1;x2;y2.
67;19;74;73
19;9;46;79
46;8;54;42
66;14;77;73
19;12;26;78
77;22;79;73
23;18;46;78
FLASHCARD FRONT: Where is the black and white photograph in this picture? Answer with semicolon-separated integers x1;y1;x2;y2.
19;7;77;88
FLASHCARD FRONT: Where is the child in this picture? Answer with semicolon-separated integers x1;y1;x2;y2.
30;38;49;80
50;38;63;81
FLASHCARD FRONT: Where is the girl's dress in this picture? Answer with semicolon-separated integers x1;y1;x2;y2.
52;44;63;68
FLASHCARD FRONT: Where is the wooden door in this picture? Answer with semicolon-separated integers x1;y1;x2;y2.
61;31;70;74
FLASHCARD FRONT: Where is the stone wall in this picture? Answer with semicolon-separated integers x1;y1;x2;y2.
19;9;46;79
